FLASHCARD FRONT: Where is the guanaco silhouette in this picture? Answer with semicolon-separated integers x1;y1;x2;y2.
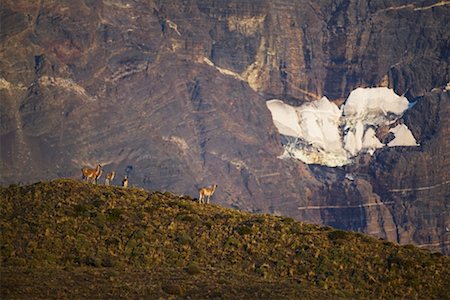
105;171;115;186
122;176;129;188
81;164;102;184
198;184;218;204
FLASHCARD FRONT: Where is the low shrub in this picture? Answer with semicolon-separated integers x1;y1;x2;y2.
236;225;252;236
175;233;193;245
328;230;350;241
185;262;201;275
175;213;200;224
106;208;124;222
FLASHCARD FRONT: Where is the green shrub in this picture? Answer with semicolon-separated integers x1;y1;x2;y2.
175;233;193;245
328;230;350;241
106;236;121;247
203;219;214;228
255;263;270;278
225;236;240;247
163;192;174;197
431;252;443;258
101;255;116;267
177;201;193;210
282;217;294;223
6;257;27;267
166;249;182;261
162;284;183;295
84;256;99;267
106;208;124;222
404;244;416;251
175;213;200;224
73;204;93;217
291;223;309;235
150;194;160;201
92;198;106;208
236;225;252;236
185;262;201;275
250;216;266;224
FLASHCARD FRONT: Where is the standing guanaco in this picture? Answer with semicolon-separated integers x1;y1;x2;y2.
105;171;115;186
122;176;129;188
81;164;102;184
95;169;103;184
198;184;218;204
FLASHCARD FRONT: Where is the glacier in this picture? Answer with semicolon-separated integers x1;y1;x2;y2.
266;87;419;167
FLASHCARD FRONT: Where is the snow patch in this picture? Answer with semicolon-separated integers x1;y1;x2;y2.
296;97;343;151
343;87;409;124
387;124;419;147
265;100;302;137
202;57;245;81
267;97;349;167
266;87;418;167
362;127;384;155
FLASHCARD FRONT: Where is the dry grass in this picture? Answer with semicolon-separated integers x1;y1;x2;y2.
1;179;449;299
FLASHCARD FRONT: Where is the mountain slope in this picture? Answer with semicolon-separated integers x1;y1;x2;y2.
1;179;449;299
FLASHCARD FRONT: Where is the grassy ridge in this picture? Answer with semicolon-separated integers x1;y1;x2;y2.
1;179;449;299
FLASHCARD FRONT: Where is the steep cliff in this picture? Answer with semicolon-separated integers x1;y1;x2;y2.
1;0;449;253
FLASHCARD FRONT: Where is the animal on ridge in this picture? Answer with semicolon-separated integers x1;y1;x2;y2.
105;171;116;186
122;176;129;188
81;164;102;184
198;184;218;204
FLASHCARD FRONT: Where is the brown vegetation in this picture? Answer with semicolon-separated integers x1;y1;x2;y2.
1;179;449;299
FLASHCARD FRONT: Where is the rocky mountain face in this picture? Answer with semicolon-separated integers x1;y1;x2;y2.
1;0;449;254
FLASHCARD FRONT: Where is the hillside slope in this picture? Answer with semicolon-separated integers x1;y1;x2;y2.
1;179;449;299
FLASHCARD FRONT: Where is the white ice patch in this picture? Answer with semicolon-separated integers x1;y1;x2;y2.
267;97;348;167
266;87;418;167
295;97;343;151
265;100;302;137
362;127;384;155
343;87;410;123
387;124;419;147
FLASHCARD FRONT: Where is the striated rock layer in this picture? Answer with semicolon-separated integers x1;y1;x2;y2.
1;0;449;254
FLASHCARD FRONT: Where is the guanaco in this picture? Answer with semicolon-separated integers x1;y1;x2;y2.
198;184;218;204
95;169;103;184
122;176;129;188
105;171;115;186
81;164;102;184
